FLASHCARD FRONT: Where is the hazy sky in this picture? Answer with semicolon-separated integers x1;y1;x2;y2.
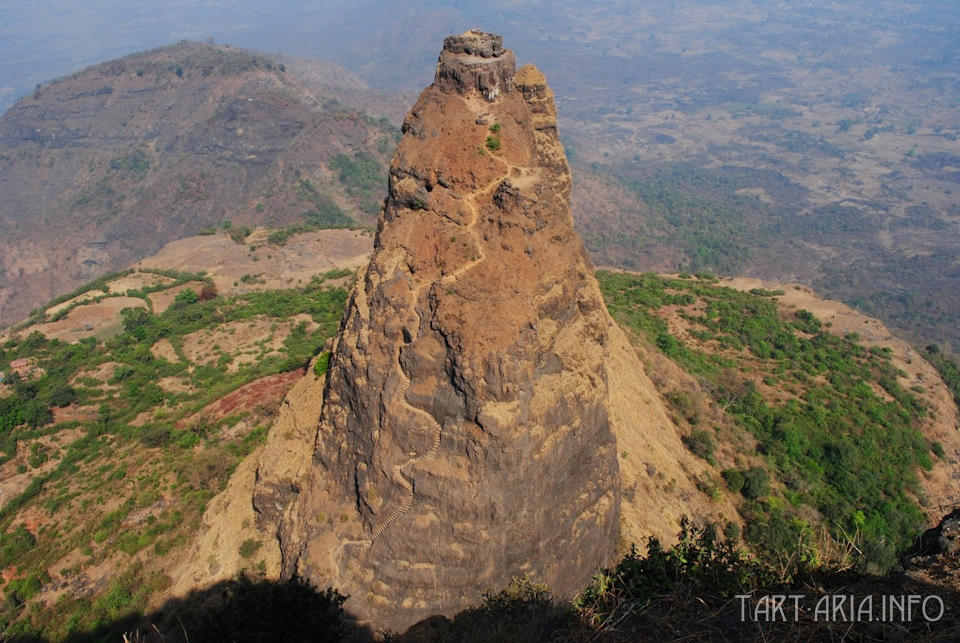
0;1;497;109
1;0;957;113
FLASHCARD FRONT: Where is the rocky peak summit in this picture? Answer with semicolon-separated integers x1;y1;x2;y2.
435;30;516;100
272;32;621;630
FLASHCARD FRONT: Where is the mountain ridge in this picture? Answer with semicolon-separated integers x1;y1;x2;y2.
0;40;397;329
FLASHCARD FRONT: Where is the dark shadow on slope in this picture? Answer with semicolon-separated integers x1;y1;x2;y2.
395;513;960;642
49;573;371;643
573;576;960;642
558;514;960;642
394;575;960;643
393;578;569;643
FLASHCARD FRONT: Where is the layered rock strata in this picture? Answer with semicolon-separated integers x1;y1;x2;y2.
280;31;621;629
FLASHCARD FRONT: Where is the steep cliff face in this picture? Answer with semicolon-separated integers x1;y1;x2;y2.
278;31;621;629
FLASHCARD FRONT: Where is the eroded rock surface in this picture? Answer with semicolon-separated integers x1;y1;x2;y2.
435;30;516;99
278;32;621;630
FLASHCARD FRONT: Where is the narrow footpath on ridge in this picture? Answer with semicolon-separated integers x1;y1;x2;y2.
371;149;517;542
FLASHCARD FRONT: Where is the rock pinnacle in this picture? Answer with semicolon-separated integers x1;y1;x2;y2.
279;32;621;631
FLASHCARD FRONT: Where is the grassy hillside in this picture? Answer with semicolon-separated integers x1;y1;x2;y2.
0;264;350;638
598;271;941;570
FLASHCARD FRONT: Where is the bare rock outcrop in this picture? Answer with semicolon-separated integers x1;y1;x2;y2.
278;32;621;630
434;30;516;99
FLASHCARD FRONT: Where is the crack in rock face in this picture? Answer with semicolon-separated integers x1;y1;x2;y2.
279;31;621;632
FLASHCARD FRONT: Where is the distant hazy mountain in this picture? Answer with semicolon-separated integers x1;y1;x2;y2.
0;41;397;328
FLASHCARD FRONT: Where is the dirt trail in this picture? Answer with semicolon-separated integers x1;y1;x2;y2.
370;147;512;542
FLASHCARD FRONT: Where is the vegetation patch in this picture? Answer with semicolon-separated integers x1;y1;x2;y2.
598;270;935;570
0;270;350;637
329;153;386;215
